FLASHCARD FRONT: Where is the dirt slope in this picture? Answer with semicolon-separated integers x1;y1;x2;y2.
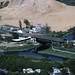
0;0;75;31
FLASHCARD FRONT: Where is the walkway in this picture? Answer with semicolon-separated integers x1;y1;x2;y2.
52;46;75;54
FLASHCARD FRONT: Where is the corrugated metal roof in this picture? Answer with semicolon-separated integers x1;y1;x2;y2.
38;35;64;42
64;34;74;41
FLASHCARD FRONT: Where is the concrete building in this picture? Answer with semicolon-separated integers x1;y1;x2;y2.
48;67;62;75
52;67;62;75
35;24;42;33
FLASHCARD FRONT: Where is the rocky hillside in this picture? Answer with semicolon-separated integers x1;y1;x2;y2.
0;0;75;31
1;0;63;15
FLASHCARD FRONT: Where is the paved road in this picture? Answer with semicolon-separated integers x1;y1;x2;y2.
52;46;75;54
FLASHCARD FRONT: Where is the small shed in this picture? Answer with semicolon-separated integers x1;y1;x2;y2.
52;67;62;75
48;67;62;75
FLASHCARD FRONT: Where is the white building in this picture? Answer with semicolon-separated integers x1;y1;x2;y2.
22;68;41;74
23;69;26;73
49;67;62;75
36;24;42;33
35;69;41;73
26;68;34;73
52;67;62;75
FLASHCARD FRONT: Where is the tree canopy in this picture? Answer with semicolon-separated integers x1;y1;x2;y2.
56;0;75;6
0;1;9;9
24;19;30;28
19;20;22;29
69;59;75;74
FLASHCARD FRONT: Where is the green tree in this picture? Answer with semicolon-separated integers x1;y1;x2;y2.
69;59;75;74
30;25;34;29
19;20;22;29
52;31;56;37
0;2;4;9
0;1;9;9
0;16;2;21
68;27;75;34
56;31;64;38
24;19;30;28
12;33;19;39
0;71;5;75
63;61;69;67
61;69;68;75
0;34;3;40
5;36;12;42
3;1;9;7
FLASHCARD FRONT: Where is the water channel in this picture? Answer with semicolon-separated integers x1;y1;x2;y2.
0;51;69;61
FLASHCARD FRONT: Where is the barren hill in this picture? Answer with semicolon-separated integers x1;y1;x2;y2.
0;0;75;31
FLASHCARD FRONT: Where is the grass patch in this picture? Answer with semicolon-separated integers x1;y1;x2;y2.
38;48;75;59
0;44;35;51
22;55;44;59
22;55;51;62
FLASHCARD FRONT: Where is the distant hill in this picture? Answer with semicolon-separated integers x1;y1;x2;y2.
0;0;75;31
56;0;75;6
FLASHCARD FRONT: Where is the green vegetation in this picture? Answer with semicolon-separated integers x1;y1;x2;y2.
6;70;48;75
0;44;35;51
12;33;19;39
67;27;75;38
0;2;4;9
53;31;65;38
3;1;9;7
61;68;68;75
24;19;30;28
24;19;34;29
52;27;75;49
0;1;9;9
69;59;75;75
5;36;13;42
52;30;67;38
52;27;75;38
22;55;44;59
0;33;18;42
0;16;2;21
38;48;75;59
19;20;22;29
56;0;75;6
0;55;74;75
0;53;75;75
0;34;4;41
0;55;63;75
